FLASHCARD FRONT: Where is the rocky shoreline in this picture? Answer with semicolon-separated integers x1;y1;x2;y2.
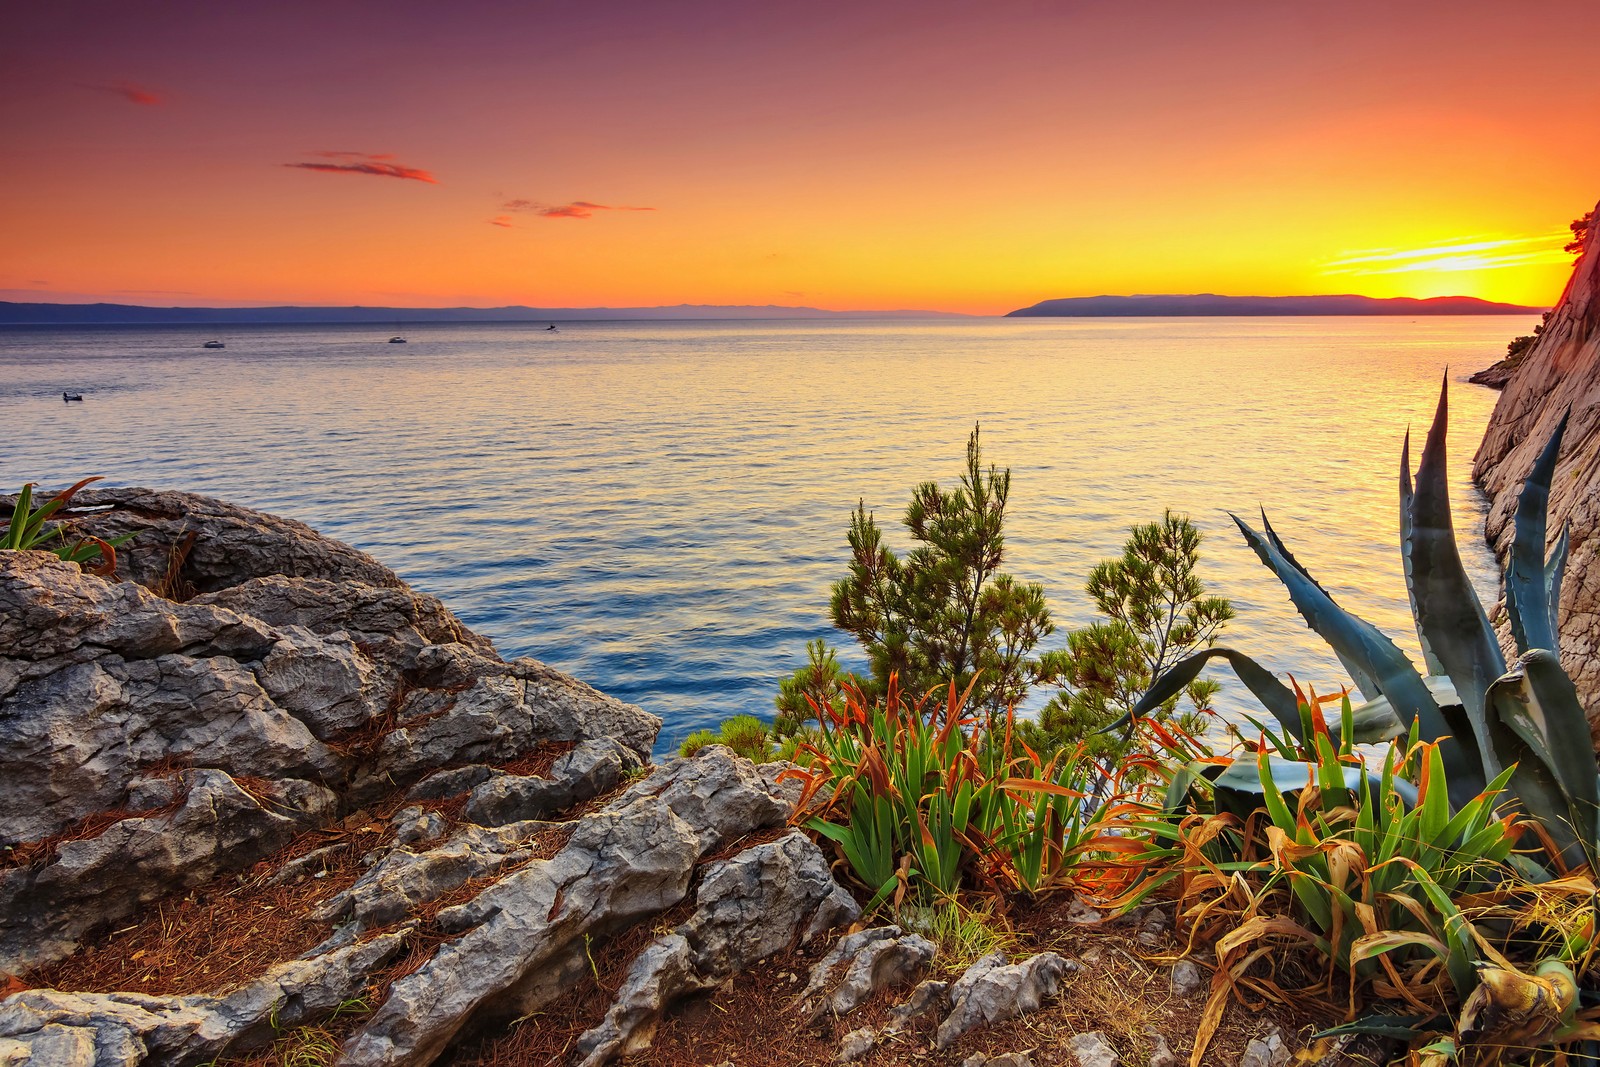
1473;197;1600;733
3;489;1246;1067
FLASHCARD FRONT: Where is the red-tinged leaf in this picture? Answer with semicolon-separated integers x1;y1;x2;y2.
1002;777;1083;799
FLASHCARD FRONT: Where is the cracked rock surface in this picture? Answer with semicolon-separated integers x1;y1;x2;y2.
0;489;861;1067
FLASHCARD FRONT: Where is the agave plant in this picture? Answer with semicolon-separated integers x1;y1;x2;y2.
1116;379;1596;872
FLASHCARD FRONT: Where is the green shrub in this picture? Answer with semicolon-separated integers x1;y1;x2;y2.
678;729;718;758
783;675;1101;908
1020;510;1231;776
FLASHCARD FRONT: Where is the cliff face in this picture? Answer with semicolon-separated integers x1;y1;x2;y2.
1473;197;1600;733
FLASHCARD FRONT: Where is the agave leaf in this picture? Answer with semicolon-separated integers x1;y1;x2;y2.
1233;511;1484;807
1506;411;1569;656
1403;379;1505;779
1486;650;1599;870
1104;646;1301;739
1163;759;1223;813
1400;430;1446;676
1257;512;1381;699
1546;522;1569;642
1312;1014;1433;1040
1338;677;1466;747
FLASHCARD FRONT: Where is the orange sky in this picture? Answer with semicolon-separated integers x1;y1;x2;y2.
2;0;1596;313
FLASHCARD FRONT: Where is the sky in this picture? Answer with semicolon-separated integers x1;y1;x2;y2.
3;0;1597;314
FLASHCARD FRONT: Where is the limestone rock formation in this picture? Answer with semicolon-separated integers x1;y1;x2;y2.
0;489;862;1067
1473;198;1600;730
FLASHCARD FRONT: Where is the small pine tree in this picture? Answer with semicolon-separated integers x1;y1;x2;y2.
1022;511;1231;769
774;638;854;736
828;425;1054;723
1565;209;1593;259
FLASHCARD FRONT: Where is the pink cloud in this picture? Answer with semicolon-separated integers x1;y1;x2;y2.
502;198;655;219
489;216;514;228
93;81;163;106
285;152;438;184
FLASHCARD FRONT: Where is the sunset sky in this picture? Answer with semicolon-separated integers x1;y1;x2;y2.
4;0;1596;314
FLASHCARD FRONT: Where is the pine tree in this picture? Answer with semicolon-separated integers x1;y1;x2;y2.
1023;511;1232;767
825;425;1054;723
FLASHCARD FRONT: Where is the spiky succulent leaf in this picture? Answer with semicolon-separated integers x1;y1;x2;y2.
1105;646;1299;738
1403;380;1504;779
1256;511;1382;699
1506;411;1569;656
1486;650;1599;870
1400;431;1446;677
1546;523;1569;642
1232;511;1484;807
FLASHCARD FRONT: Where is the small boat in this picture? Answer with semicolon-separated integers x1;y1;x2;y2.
388;336;407;344
546;323;559;332
203;340;225;349
63;391;83;402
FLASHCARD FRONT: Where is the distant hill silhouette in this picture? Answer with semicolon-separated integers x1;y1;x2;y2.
0;302;964;325
1007;294;1542;317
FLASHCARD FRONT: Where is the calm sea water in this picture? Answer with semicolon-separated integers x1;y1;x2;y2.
0;317;1528;752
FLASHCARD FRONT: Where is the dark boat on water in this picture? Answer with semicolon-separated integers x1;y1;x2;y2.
63;392;83;402
203;340;225;349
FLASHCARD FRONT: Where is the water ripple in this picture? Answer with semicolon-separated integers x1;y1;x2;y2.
0;317;1523;753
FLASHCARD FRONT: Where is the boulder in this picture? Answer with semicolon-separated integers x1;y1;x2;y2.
0;491;861;1067
0;490;658;976
572;830;858;1067
934;951;1077;1049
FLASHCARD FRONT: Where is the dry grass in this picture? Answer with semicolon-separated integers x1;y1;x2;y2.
2;778;191;871
26;816;391;995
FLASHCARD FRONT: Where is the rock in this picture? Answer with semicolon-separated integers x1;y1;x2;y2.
315;820;558;930
1136;905;1170;947
794;926;937;1022
1239;1027;1291;1067
463;738;638;825
1472;196;1600;729
837;1027;878;1062
934;952;1077;1049
1064;896;1105;924
963;1055;1035;1067
571;830;857;1067
0;490;659;976
342;747;806;1067
2;768;335;970
886;978;949;1026
1067;1031;1120;1067
0;491;868;1067
0;931;405;1065
615;746;793;852
1168;958;1203;998
1146;1030;1179;1067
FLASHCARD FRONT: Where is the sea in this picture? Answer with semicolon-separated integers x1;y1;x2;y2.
0;316;1530;753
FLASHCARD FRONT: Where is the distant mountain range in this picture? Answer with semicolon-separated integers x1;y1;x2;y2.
0;294;1546;325
1007;294;1543;316
0;301;964;325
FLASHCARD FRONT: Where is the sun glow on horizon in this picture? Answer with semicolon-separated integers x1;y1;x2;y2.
2;2;1596;313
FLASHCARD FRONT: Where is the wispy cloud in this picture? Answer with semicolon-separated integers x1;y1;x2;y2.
1321;232;1571;277
286;151;438;184
91;81;163;106
488;216;514;228
503;198;655;219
